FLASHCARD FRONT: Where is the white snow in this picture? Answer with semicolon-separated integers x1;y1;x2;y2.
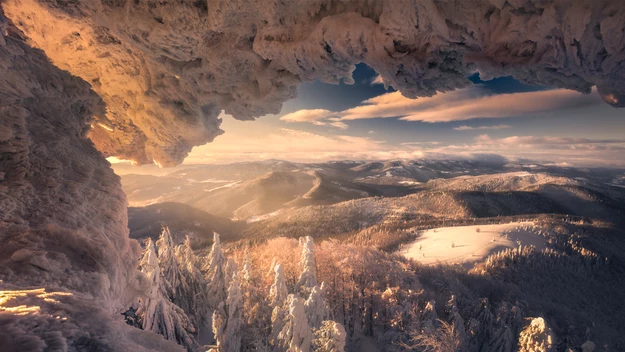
401;222;547;268
246;210;282;223
398;181;421;185
203;182;240;192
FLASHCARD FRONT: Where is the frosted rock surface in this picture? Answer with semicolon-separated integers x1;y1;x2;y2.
3;0;625;166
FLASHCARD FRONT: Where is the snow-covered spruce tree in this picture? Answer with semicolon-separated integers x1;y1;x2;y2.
518;317;555;352
490;325;515;352
212;270;244;352
240;250;271;351
271;263;289;307
204;232;228;311
312;320;346;352
225;257;239;289
407;320;463;352
278;294;313;352
298;236;317;293
270;263;290;347
305;283;329;329
137;238;198;351
175;235;210;338
156;227;183;299
489;302;523;352
447;295;466;346
468;298;494;352
421;299;439;332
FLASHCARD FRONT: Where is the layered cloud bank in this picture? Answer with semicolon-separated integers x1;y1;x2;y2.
3;0;625;166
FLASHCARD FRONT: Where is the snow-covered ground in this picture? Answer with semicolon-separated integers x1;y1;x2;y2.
245;210;282;223
401;222;547;268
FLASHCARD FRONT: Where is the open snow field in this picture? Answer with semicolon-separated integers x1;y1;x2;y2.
401;222;547;268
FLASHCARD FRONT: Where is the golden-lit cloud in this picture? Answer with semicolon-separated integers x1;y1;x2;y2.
280;109;336;123
282;88;602;129
280;109;348;129
370;74;385;86
341;88;601;122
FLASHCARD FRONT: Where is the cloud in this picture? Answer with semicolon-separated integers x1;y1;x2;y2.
280;109;336;122
280;109;348;129
285;87;602;130
400;141;440;146
370;74;384;86
475;135;625;146
327;121;349;130
417;134;625;167
454;124;511;131
340;88;602;122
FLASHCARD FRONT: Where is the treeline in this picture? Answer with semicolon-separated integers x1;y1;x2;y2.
123;226;612;351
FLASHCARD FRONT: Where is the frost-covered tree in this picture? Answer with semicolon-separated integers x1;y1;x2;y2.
298;236;317;293
305;283;329;329
271;263;289;307
469;298;494;352
239;250;271;351
278;294;313;352
408;320;463;352
518;317;555;352
212;270;243;352
225;258;239;289
175;235;210;338
421;300;439;332
241;249;252;284
156;227;183;299
137;238;197;351
271;263;290;347
312;320;346;352
447;295;466;345
581;341;596;352
204;232;228;310
490;325;515;352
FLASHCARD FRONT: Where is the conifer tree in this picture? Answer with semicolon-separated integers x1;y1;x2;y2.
205;232;228;310
175;235;210;338
212;271;243;352
271;263;290;347
156;227;182;299
518;317;555;352
447;295;466;345
137;238;197;351
305;283;329;329
490;325;515;352
313;321;347;352
278;294;313;352
298;236;317;293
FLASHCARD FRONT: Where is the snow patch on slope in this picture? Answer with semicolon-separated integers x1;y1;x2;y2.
401;222;547;268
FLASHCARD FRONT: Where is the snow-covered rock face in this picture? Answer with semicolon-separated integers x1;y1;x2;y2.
0;22;140;308
3;0;625;166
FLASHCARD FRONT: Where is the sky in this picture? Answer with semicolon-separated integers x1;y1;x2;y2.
138;64;625;168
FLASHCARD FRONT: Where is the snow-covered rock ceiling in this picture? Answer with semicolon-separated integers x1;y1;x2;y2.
3;0;624;167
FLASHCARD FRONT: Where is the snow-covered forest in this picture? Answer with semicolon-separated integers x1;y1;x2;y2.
128;220;617;351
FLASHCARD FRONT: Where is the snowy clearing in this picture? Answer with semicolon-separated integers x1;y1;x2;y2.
401;222;547;269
